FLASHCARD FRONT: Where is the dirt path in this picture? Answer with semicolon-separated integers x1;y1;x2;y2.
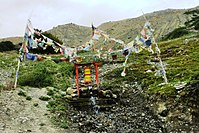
0;87;66;133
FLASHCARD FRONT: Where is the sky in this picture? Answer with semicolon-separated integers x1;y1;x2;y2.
0;0;199;38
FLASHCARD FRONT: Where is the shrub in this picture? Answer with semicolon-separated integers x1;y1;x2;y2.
47;100;57;108
33;103;39;107
0;41;15;52
184;9;199;31
47;89;55;96
163;27;189;40
52;62;73;91
39;123;45;126
26;96;32;100
42;32;63;45
18;60;73;89
194;22;199;30
60;120;68;129
18;60;55;87
18;90;26;97
39;96;51;101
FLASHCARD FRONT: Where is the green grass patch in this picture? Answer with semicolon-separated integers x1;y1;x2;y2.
0;84;4;91
47;89;55;96
147;84;177;95
163;27;189;40
18;59;73;90
0;51;18;70
47;98;70;129
101;34;199;96
39;96;51;101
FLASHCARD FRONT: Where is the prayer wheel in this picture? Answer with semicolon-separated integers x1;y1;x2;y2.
84;67;91;83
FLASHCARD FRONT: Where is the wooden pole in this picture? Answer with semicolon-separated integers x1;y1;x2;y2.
75;64;80;97
157;54;168;84
14;58;21;88
121;56;129;77
153;37;168;84
94;63;99;86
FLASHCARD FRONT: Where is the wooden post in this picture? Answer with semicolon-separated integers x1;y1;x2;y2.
157;54;168;84
94;63;99;86
75;64;80;97
14;58;21;88
121;57;128;77
153;36;168;84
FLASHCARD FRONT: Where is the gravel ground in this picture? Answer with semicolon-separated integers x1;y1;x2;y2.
0;87;68;133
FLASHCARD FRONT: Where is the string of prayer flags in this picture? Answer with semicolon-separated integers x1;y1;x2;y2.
140;14;167;83
24;19;34;49
92;29;102;41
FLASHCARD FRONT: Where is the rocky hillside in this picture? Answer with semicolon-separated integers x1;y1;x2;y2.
98;6;199;42
47;6;199;47
98;9;189;43
47;23;92;47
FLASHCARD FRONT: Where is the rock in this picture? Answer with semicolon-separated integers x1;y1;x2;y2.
65;95;72;99
179;91;186;96
159;109;169;117
175;82;187;90
66;87;77;95
146;70;152;73
184;39;189;45
0;123;6;130
60;91;66;96
157;102;169;117
157;103;167;113
78;122;83;126
112;94;117;99
141;113;145;116
72;115;79;122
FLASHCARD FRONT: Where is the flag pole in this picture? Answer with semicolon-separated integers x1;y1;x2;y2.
14;19;29;88
14;58;21;88
141;10;168;84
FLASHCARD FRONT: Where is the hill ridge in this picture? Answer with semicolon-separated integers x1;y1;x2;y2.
1;6;199;46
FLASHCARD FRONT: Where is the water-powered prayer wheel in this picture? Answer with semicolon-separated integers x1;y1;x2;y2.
72;62;100;97
84;66;91;83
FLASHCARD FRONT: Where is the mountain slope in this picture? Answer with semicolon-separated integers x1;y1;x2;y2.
98;9;191;43
47;23;92;47
47;7;197;47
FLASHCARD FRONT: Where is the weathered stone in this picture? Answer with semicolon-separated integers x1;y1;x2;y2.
66;87;77;95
